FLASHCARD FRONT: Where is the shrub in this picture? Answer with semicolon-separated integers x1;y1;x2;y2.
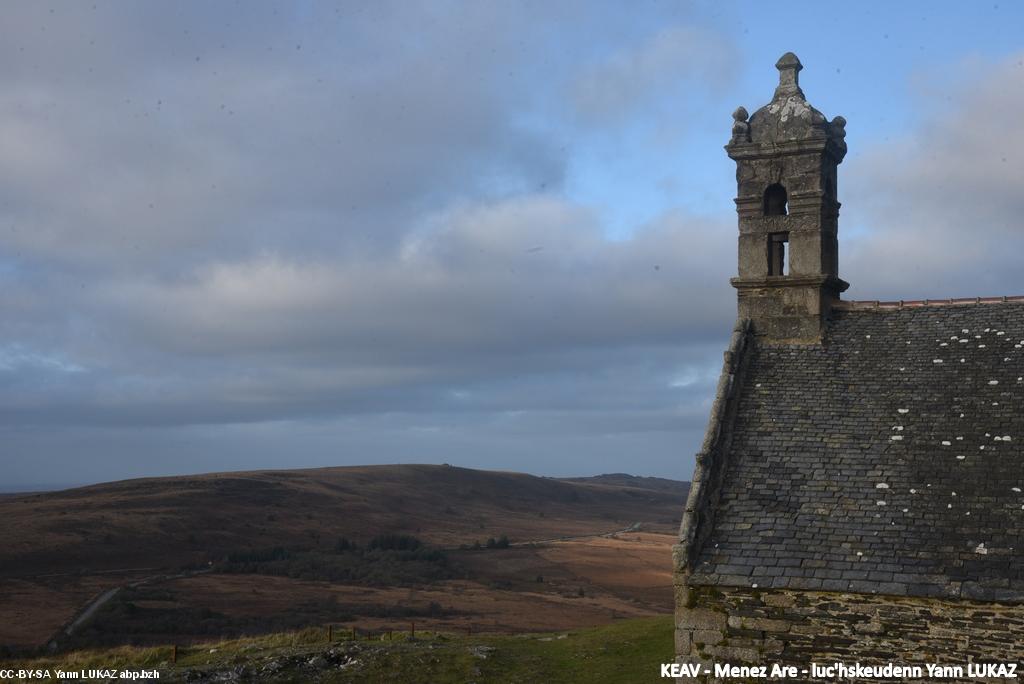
366;534;422;552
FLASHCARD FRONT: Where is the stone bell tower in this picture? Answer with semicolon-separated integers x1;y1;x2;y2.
726;52;849;343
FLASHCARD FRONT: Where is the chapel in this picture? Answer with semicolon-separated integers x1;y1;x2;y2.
674;53;1024;680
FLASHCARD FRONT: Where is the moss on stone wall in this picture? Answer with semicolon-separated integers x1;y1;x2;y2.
676;586;1024;683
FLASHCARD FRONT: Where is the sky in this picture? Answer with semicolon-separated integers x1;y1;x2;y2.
2;1;1023;489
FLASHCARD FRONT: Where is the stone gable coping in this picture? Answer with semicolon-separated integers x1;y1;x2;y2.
675;318;752;577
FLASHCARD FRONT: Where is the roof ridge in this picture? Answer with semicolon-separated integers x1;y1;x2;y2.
835;295;1024;311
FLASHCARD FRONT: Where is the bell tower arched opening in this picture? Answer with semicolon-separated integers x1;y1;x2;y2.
763;183;788;216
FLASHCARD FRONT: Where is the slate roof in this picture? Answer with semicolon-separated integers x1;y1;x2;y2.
689;300;1024;602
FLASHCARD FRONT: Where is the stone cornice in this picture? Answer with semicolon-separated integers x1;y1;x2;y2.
725;137;846;163
731;274;850;293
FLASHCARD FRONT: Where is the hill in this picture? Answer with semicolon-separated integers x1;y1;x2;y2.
559;473;688;495
8;615;674;683
0;464;687;652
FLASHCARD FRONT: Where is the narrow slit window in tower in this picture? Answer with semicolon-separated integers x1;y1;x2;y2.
764;183;788;216
768;232;789;276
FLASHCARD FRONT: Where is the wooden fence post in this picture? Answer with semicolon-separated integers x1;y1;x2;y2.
328;625;332;642
411;621;415;638
172;645;177;664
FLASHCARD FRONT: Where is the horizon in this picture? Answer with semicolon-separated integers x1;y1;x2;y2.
3;2;1024;487
0;462;691;494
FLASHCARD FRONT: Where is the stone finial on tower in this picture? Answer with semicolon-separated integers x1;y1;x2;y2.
830;115;847;157
730;107;750;143
773;51;804;99
724;53;849;344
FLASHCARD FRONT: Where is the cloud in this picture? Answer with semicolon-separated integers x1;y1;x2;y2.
0;6;740;483
3;194;734;430
842;53;1024;299
5;6;1020;487
0;3;566;273
571;25;738;124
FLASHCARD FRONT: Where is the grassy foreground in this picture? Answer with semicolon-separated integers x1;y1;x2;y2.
7;615;673;683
